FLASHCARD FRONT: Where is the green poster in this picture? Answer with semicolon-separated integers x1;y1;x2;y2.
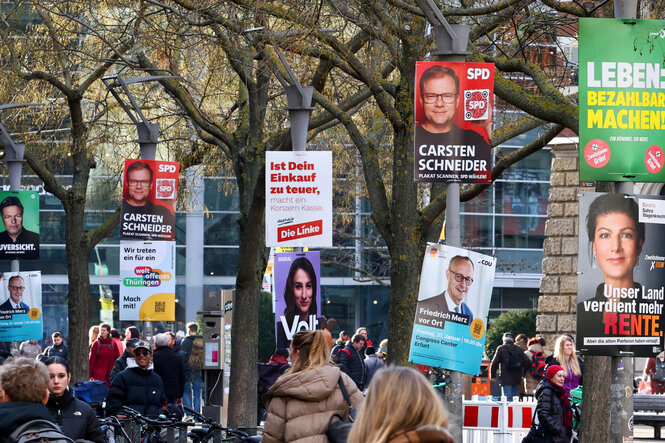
579;18;665;182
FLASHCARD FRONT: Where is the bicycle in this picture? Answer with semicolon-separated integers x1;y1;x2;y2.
183;406;262;442
109;406;192;443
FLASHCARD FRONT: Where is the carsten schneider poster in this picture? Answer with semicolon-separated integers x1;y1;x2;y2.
577;192;665;357
579;18;665;182
0;271;42;341
413;61;494;183
119;241;175;321
408;244;496;374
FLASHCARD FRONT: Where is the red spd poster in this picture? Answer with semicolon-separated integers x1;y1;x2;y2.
121;159;179;240
414;62;494;183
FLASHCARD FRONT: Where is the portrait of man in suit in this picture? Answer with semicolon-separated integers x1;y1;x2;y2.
0;275;30;312
418;255;475;323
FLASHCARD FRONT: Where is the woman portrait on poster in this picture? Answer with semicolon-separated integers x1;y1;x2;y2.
577;193;646;343
276;257;321;348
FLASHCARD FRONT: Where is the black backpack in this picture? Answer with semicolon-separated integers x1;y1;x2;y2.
505;345;524;370
10;419;74;443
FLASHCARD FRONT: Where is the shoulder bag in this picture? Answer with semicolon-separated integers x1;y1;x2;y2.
326;375;357;443
522;404;549;443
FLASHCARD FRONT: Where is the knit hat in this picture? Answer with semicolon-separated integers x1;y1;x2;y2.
546;365;564;381
527;337;540;347
275;348;289;358
502;332;514;342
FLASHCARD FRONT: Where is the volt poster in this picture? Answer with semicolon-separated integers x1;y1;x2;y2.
121;159;179;240
119;241;176;321
0;191;39;260
414;61;494;183
577;192;665;357
273;251;322;348
266;151;332;247
579;18;665;182
408;244;496;374
0;271;42;341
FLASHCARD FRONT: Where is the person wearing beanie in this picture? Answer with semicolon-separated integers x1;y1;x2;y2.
533;365;573;443
523;337;547;397
490;332;530;400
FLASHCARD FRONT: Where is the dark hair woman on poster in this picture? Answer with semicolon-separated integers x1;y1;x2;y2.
577;193;646;344
276;257;321;348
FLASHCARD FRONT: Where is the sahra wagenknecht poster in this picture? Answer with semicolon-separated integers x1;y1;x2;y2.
119;241;175;321
579;18;665;182
408;244;496;374
0;271;42;341
577;192;665;357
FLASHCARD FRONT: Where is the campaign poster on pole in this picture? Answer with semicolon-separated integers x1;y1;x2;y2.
0;271;42;341
274;251;322;348
579;18;665;182
119;241;175;321
0;191;39;260
577;192;665;357
413;61;494;183
408;244;496;374
121;159;179;240
265;151;332;247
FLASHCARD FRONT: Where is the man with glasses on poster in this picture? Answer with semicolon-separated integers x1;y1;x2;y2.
419;256;475;324
415;65;490;180
121;161;175;239
0;275;30;312
0;196;39;259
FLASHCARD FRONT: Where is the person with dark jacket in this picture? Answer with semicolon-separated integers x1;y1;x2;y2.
152;333;186;403
535;365;573;443
43;331;68;361
109;338;139;382
257;348;291;425
490;332;530;400
364;346;384;388
0;358;60;442
338;333;366;390
44;356;104;443
106;340;167;418
181;322;204;414
330;330;349;361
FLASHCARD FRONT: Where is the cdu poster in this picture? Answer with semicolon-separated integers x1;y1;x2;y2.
119;241;175;321
409;244;496;374
0;271;42;341
121;159;179;240
577;192;665;357
0;191;39;260
274;251;322;348
579;18;665;182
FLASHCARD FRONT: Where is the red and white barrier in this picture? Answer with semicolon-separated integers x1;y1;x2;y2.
462;396;535;443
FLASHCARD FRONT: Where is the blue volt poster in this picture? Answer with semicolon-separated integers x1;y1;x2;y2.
408;244;496;374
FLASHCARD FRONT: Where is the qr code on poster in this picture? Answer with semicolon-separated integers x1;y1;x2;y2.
464;89;490;121
155;301;166;313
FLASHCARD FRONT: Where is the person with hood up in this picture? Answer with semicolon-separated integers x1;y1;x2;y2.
534;365;573;443
262;330;363;442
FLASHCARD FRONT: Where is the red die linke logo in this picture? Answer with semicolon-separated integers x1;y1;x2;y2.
464;89;489;121
584;139;610;168
278;220;323;242
155;179;176;199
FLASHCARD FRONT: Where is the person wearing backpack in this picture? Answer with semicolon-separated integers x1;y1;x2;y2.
644;351;665;394
88;323;119;387
337;333;367;390
0;358;74;443
490;332;530;401
181;321;204;414
523;337;547;397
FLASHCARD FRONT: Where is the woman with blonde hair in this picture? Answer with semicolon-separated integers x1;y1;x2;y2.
88;325;99;349
348;366;453;443
262;330;363;442
545;334;583;397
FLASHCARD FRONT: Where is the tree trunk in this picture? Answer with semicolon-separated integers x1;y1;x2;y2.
579;355;611;442
227;180;267;428
65;197;91;383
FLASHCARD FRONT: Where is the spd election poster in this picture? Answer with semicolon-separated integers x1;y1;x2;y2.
0;191;39;260
273;251;322;348
0;271;42;341
579;18;665;182
121;159;179;240
577;192;665;357
414;61;494;183
119;241;175;321
408;244;496;374
265;151;332;247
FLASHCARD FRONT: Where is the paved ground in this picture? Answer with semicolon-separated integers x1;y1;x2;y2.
635;424;663;441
